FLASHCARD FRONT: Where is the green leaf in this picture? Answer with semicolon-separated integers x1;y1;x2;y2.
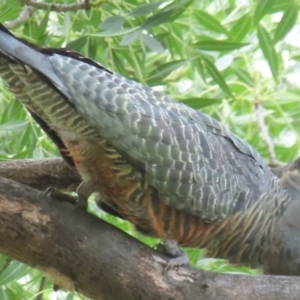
120;31;139;46
62;12;72;39
193;40;248;51
111;51;128;77
0;261;30;286
254;0;275;24
36;11;49;43
99;16;124;32
291;54;300;62
93;27;139;37
129;2;163;17
257;24;278;81
167;0;194;21
230;13;252;42
273;6;299;43
201;56;233;97
233;68;254;86
66;36;88;52
270;0;296;13
196;10;228;35
180;98;222;109
0;120;27;132
141;34;164;53
146;60;187;84
0;4;22;23
141;10;175;29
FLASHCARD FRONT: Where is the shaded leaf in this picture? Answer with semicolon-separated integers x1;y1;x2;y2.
201;56;233;97
180;98;222;109
230;13;252;42
0;120;27;132
141;10;175;29
273;6;299;43
36;11;49;43
66;36;88;52
233;68;254;86
99;16;124;32
120;31;139;46
196;10;228;35
0;261;30;286
291;54;300;62
254;0;275;24
141;34;164;53
257;24;278;81
270;0;296;13
146;60;187;84
130;2;163;17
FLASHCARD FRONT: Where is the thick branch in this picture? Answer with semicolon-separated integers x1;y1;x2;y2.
0;177;300;300
0;158;80;192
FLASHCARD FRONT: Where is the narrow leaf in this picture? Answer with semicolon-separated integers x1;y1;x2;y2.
93;27;139;37
196;10;228;35
36;11;49;43
254;0;275;24
201;56;233;97
270;0;295;13
230;13;252;42
146;60;186;82
257;24;278;81
130;2;163;17
141;10;175;29
291;54;300;62
67;36;88;52
234;68;254;86
120;31;139;46
193;40;248;51
141;34;164;53
99;16;124;32
273;6;299;43
180;98;222;109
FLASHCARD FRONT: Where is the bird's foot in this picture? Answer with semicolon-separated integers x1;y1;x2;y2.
45;187;77;205
45;181;94;211
75;181;93;210
156;239;190;271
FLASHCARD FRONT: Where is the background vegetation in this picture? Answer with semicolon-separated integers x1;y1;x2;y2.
0;0;300;298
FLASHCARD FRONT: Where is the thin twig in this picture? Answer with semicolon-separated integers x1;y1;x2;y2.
19;0;103;12
254;102;281;166
4;6;34;29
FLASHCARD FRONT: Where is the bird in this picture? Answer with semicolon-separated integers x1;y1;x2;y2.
0;23;299;275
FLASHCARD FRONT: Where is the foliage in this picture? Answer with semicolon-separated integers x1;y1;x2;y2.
0;0;299;298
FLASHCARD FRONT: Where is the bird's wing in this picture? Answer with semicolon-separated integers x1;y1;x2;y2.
49;55;274;221
0;23;275;221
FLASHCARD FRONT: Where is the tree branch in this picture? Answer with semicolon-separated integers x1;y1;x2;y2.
0;158;80;192
4;6;34;29
0;176;300;299
19;0;103;12
254;102;283;167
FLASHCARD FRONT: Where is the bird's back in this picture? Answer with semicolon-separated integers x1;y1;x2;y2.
0;23;297;274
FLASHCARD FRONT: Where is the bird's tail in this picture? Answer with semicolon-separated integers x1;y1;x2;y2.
261;171;300;275
0;23;67;96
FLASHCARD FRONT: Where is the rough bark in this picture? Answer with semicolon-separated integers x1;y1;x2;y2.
0;176;300;299
0;158;80;192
